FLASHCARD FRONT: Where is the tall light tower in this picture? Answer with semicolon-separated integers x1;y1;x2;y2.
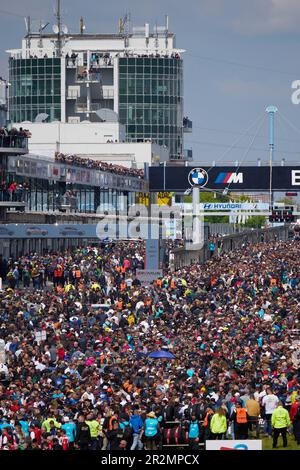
266;105;278;210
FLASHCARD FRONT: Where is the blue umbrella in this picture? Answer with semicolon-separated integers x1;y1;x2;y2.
148;350;175;359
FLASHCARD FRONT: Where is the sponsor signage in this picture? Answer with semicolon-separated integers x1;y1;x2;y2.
188;168;209;188
157;192;173;206
149;166;300;192
206;440;262;451
201;203;269;211
136;269;163;285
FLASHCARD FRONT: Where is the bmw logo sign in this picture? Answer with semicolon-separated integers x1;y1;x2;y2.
188;168;208;187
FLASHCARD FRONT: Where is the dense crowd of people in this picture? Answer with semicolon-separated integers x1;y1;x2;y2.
55;153;144;179
0;237;299;450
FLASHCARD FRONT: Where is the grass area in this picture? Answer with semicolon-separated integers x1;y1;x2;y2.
262;435;300;450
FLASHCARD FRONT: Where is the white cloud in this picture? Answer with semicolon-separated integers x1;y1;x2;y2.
233;0;300;34
217;78;287;101
202;0;300;34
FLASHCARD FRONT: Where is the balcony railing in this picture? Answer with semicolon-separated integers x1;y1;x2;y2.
66;57;113;69
75;102;105;113
76;72;101;83
0;135;28;150
67;89;80;100
183;118;192;132
102;87;114;99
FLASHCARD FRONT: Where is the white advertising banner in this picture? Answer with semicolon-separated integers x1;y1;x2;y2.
136;269;163;285
35;331;47;344
201;203;269;211
206;440;262;451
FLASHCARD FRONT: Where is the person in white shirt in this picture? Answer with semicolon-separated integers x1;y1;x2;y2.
0;363;8;377
262;388;279;437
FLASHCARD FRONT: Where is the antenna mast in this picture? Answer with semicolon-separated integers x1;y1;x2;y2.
165;15;169;49
55;0;62;57
25;16;31;58
123;12;131;48
155;22;159;50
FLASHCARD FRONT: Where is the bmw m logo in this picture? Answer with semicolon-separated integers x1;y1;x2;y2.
188;168;208;188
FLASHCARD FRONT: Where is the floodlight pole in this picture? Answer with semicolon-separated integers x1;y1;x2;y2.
266;106;278;211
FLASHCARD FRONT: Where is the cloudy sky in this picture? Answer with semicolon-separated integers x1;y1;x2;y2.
1;0;300;164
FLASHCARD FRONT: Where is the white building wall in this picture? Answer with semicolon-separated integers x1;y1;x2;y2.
20;121;169;166
86;142;169;168
21;121;125;157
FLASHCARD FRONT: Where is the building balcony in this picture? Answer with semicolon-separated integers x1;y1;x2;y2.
0;135;28;154
75;102;108;113
184;149;193;160
75;102;100;113
75;71;101;83
67;87;80;100
75;103;88;113
102;86;114;99
90;57;113;68
183;117;192;132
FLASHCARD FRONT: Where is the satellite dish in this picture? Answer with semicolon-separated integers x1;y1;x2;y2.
53;25;59;34
95;108;119;122
35;113;49;123
62;24;68;34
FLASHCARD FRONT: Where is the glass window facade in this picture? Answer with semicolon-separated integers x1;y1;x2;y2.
119;57;183;159
9;58;61;123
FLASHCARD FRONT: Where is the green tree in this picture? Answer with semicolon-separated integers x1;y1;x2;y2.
243;215;266;228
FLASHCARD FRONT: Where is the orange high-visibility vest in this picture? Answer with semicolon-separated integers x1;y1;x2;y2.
75;270;81;278
170;278;175;288
120;281;126;291
117;300;123;310
203;410;213;427
236;408;247;424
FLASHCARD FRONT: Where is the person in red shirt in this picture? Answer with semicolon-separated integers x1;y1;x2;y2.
290;400;299;421
29;425;42;446
57;343;65;360
57;429;69;450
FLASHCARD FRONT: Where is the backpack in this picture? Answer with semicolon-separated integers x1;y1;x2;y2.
122;423;133;441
